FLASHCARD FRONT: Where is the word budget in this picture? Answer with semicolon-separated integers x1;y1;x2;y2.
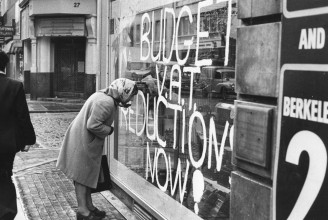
140;0;232;67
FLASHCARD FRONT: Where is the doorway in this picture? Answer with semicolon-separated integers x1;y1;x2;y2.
54;38;86;98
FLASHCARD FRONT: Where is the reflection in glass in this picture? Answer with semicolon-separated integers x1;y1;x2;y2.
112;0;237;219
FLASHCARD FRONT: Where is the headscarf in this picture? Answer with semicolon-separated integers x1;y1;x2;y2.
100;78;138;108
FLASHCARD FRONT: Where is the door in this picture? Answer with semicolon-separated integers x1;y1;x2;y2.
55;38;85;94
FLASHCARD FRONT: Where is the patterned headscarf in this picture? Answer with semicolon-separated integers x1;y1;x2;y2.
100;78;138;107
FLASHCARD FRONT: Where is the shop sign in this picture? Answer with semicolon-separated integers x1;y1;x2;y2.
29;0;96;16
0;26;14;37
274;0;328;219
35;17;85;37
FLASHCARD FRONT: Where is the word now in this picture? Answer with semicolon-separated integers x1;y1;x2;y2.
299;27;325;50
283;96;328;124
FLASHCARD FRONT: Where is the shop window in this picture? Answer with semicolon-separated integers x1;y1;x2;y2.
111;0;238;219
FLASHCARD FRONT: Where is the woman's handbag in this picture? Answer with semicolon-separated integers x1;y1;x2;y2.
91;155;112;193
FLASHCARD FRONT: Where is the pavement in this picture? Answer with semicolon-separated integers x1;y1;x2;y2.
12;98;137;220
27;98;85;113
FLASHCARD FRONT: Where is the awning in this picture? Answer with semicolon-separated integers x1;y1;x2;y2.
2;40;13;54
2;40;23;54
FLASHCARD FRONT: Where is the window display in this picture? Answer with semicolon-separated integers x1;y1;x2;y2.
111;0;238;218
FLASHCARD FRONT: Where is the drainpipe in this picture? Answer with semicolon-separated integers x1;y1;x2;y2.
96;0;101;90
106;0;110;88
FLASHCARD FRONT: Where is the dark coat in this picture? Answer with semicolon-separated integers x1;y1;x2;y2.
0;73;36;218
0;74;36;155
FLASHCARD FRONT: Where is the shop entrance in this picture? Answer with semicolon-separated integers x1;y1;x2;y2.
54;38;86;98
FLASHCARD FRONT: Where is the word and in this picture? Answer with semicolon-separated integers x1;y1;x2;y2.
299;27;325;50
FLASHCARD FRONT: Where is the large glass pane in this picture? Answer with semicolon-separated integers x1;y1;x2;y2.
111;0;238;219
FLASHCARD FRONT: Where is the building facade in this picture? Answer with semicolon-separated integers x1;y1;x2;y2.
16;0;284;219
0;0;23;83
20;0;98;99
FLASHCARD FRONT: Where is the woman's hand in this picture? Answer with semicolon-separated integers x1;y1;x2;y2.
108;126;114;136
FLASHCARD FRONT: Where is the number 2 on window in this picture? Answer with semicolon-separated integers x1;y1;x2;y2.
74;2;80;7
285;131;327;220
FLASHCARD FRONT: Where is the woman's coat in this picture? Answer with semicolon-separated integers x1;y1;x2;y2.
56;92;116;188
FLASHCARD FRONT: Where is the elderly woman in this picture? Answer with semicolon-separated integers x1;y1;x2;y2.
56;78;138;220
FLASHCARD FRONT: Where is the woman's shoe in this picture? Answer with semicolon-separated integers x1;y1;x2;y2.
91;207;106;218
76;211;103;220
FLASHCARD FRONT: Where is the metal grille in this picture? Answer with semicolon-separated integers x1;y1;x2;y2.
133;202;153;220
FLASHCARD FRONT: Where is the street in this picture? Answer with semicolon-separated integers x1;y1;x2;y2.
12;112;128;220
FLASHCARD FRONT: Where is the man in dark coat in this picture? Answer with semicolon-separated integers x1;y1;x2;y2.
0;51;36;220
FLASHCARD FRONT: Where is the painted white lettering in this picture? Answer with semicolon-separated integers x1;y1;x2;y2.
141;13;151;60
299;28;326;50
170;64;182;104
207;117;217;169
155;148;169;191
156;64;167;95
129;108;135;133
195;0;213;66
229;124;234;150
120;108;129;130
181;100;186;153
183;66;201;110
192;170;204;215
290;97;296;118
168;157;190;204
188;111;206;168
317;27;326;49
308;28;317;49
324;102;328;124
176;6;193;66
317;100;324;123
146;142;157;182
146;94;156;141
163;8;176;63
296;98;304;119
223;0;232;66
167;102;182;149
151;11;162;62
283;96;290;116
156;95;167;147
299;29;308;49
304;99;311;120
216;121;229;171
311;100;318;121
282;96;328;124
136;91;146;136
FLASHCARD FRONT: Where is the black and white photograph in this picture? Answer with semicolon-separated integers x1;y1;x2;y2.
0;0;324;219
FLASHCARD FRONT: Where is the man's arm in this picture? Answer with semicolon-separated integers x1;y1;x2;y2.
14;82;36;150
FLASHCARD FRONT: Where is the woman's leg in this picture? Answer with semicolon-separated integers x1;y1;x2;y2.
86;187;95;210
74;182;90;216
86;187;106;218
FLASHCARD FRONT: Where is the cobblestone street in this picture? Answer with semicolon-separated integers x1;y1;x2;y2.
13;112;130;220
30;113;77;149
14;113;77;173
